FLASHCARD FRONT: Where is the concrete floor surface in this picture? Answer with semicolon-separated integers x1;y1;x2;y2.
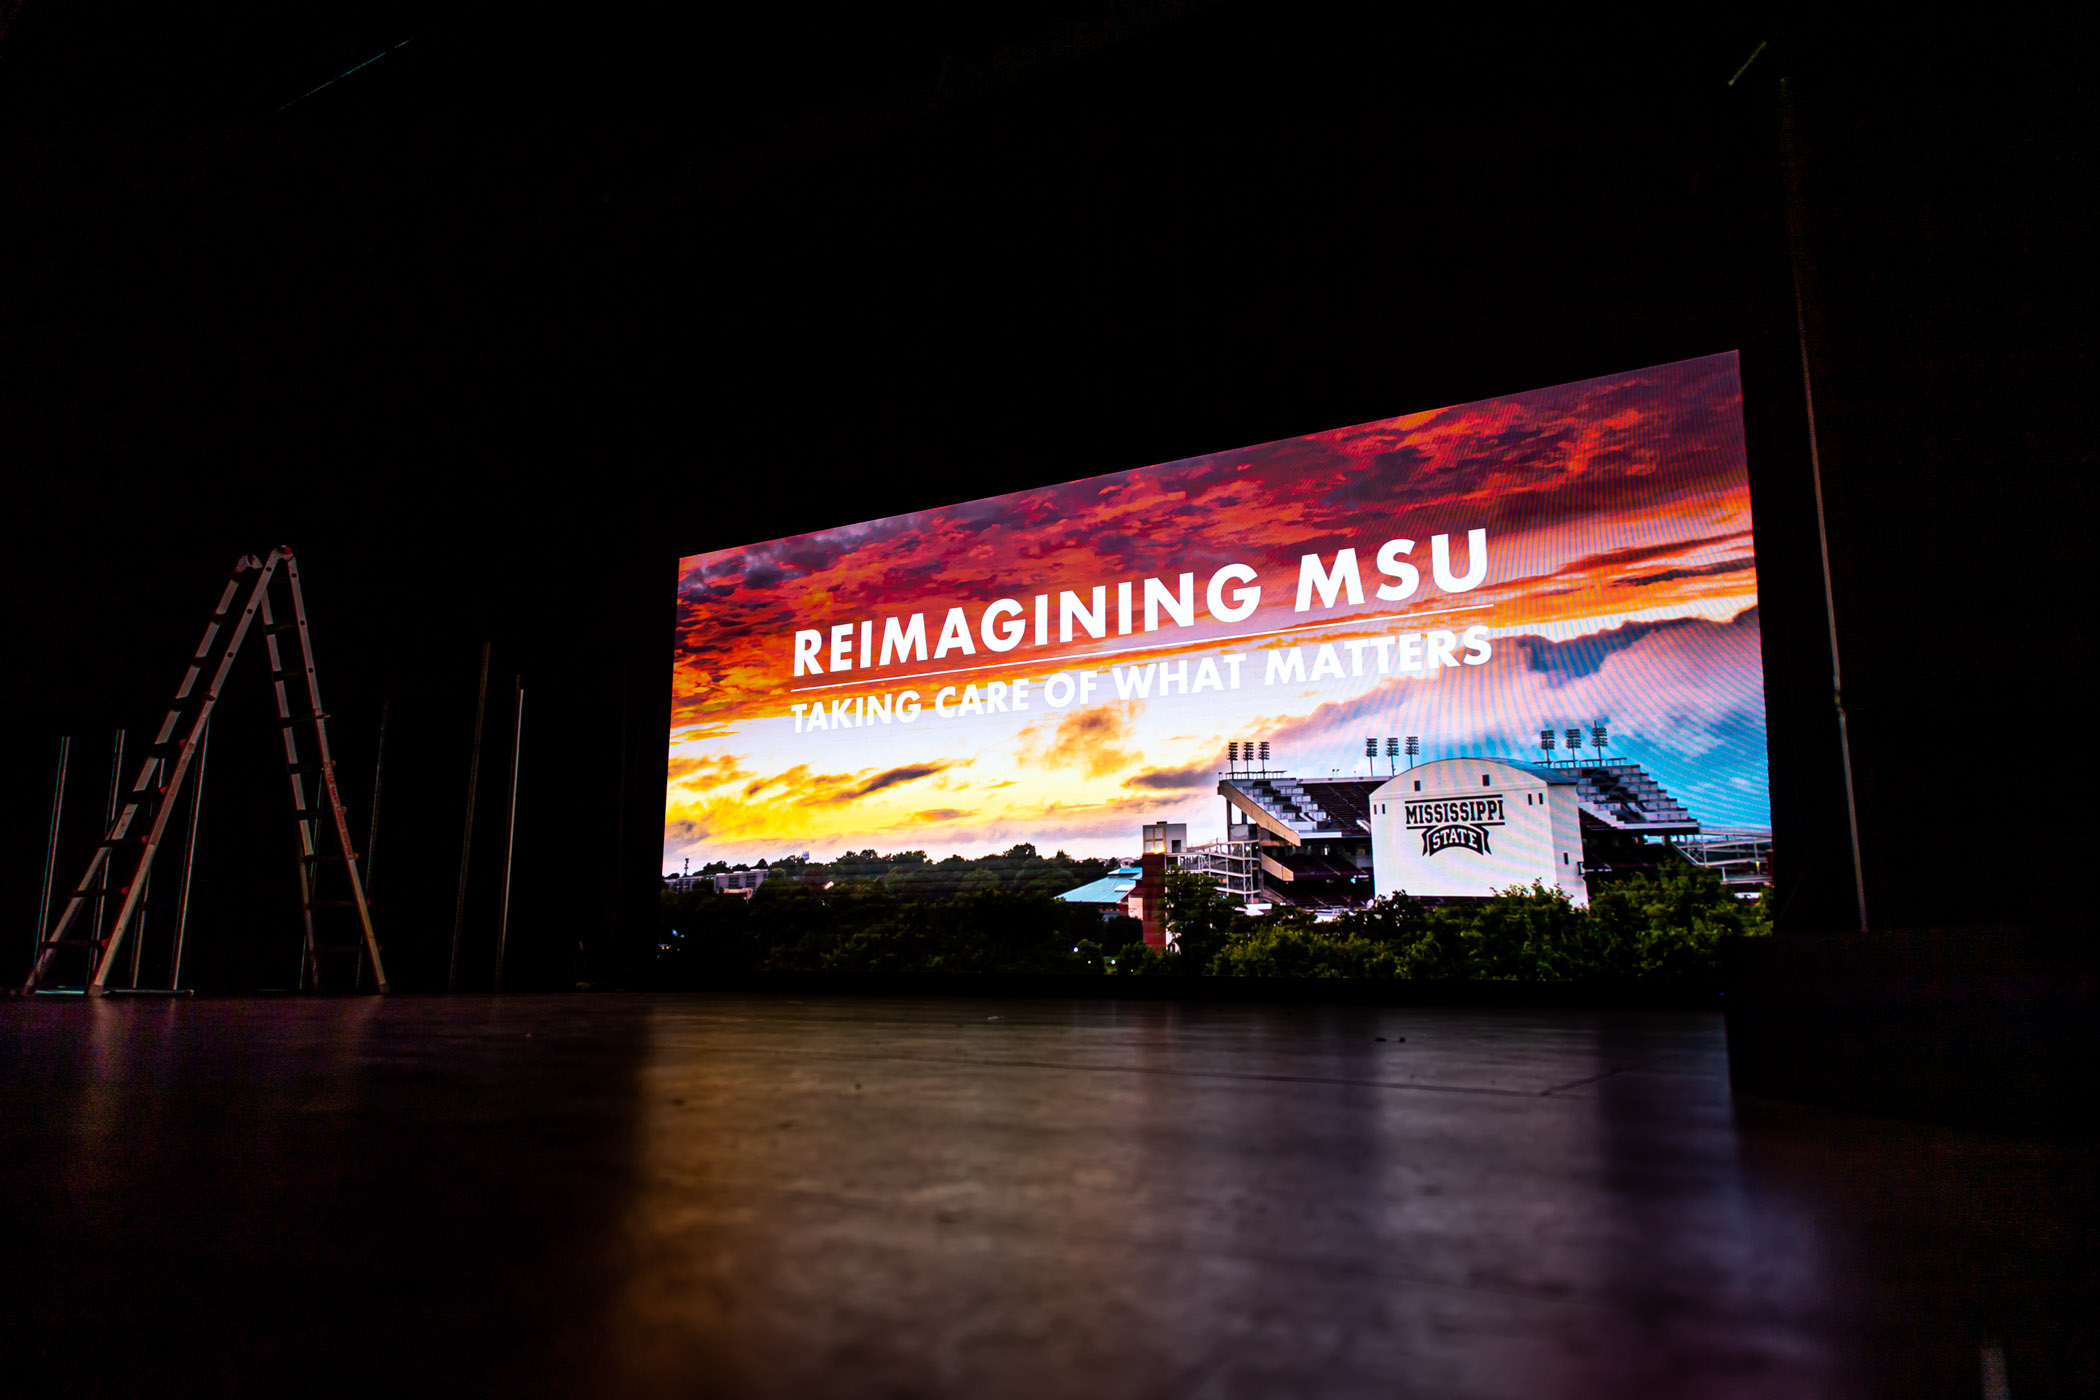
1;995;2091;1398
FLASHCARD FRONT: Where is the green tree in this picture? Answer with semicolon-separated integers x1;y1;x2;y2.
1586;860;1759;985
657;885;759;976
1329;892;1434;948
1208;924;1400;978
1163;868;1241;972
1393;908;1473;980
1109;939;1176;975
657;849;1770;987
1464;882;1588;980
1332;893;1472;979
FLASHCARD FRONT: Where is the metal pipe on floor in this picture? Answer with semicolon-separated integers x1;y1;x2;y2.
493;679;524;990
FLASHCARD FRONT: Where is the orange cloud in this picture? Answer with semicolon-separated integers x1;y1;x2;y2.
1123;761;1214;791
1025;705;1141;780
809;763;951;805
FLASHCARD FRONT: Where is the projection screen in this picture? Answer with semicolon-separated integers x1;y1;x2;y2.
667;352;1766;910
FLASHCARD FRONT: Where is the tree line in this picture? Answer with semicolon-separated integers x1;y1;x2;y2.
656;846;1765;986
1131;864;1767;983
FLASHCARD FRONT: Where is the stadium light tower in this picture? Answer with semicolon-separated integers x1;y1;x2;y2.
1540;728;1557;762
1257;740;1270;773
1591;722;1609;758
1566;727;1583;759
1364;736;1377;774
1228;740;1240;774
1385;736;1400;774
1404;735;1419;768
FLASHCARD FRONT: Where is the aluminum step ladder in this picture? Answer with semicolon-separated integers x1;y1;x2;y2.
22;548;387;995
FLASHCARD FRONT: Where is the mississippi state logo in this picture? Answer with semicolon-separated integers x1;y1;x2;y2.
1421;822;1493;857
1404;795;1506;858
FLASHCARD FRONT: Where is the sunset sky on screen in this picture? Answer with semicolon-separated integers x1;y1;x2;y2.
666;352;1765;866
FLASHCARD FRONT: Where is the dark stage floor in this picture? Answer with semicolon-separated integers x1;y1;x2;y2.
2;996;2090;1398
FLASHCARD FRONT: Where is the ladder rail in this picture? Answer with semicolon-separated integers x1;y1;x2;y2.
258;579;325;990
283;552;388;992
84;554;283;992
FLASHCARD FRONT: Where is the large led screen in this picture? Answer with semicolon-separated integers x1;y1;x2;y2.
668;352;1765;912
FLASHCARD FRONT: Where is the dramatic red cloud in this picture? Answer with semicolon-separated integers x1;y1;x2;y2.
673;354;1749;732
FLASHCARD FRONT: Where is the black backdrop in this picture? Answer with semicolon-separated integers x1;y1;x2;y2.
0;4;2088;989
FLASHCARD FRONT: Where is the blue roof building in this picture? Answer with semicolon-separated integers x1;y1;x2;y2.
1055;866;1139;908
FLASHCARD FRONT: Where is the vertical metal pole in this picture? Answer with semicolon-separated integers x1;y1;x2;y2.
450;643;491;992
365;698;390;903
356;698;389;992
171;718;210;991
36;736;70;971
128;865;149;988
492;680;524;990
94;729;125;956
1778;76;1870;934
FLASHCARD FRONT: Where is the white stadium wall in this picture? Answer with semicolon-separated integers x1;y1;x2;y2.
1369;759;1587;906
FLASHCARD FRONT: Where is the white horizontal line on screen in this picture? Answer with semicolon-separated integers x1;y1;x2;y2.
784;603;1495;694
